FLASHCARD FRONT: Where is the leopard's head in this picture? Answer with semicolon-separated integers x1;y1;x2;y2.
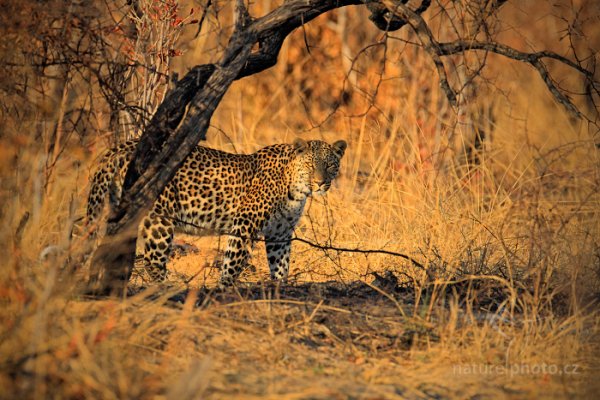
290;138;347;197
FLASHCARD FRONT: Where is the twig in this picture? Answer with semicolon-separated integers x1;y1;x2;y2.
382;0;457;105
165;216;427;272
194;0;212;39
289;236;426;271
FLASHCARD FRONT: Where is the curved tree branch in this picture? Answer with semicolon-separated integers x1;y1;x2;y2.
381;0;597;119
436;40;600;118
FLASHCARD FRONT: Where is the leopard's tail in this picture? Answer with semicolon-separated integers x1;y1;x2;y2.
86;155;115;230
85;141;136;230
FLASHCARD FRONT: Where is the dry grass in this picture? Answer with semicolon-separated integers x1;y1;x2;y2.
2;1;600;399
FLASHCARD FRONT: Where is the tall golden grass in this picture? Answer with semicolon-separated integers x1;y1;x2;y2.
1;1;599;398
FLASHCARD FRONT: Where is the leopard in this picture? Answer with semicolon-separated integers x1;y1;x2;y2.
86;138;347;286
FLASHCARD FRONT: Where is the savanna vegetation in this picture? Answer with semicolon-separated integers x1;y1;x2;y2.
1;0;599;398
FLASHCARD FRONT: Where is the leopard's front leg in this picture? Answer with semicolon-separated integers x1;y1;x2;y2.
218;208;265;286
219;188;277;287
265;235;291;281
219;234;253;286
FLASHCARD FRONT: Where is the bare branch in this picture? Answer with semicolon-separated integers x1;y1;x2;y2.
381;0;457;105
381;1;595;118
436;40;596;118
193;0;212;39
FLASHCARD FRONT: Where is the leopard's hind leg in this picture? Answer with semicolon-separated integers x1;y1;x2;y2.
139;212;175;281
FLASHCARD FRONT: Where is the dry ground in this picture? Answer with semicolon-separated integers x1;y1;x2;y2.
3;242;598;399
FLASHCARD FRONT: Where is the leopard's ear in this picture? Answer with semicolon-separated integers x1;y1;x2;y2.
293;138;309;155
332;140;347;157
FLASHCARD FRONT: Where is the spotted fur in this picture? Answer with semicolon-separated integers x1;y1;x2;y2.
86;138;347;286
